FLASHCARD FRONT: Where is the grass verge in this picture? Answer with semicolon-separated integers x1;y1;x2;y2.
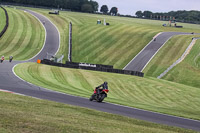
0;91;196;133
161;39;200;88
143;35;200;77
143;35;200;88
0;7;45;60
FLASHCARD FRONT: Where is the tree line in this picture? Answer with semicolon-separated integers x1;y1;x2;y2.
100;5;118;16
135;10;200;24
0;0;99;13
1;0;119;16
1;0;199;24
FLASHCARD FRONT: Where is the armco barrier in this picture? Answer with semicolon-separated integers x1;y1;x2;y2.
0;6;9;38
41;59;144;77
65;61;113;69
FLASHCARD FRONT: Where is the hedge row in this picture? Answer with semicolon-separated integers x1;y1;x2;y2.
0;6;9;38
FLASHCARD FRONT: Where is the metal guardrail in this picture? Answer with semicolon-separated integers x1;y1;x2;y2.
41;59;144;77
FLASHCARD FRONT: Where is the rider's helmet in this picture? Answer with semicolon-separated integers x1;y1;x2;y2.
104;81;108;85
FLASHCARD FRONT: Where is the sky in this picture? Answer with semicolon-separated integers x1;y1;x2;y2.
94;0;200;15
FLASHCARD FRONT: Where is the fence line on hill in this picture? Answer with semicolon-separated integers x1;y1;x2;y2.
68;22;72;62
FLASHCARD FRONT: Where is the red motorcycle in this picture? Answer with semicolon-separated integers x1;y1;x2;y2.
89;87;109;102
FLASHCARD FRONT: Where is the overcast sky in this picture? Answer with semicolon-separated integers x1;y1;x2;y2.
94;0;200;15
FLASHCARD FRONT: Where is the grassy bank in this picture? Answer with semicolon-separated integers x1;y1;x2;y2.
161;39;200;88
143;35;200;77
34;9;158;69
0;7;44;60
0;91;196;133
15;63;200;121
143;35;200;88
0;7;6;33
29;8;200;69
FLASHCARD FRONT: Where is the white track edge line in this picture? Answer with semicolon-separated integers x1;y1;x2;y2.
123;32;163;70
104;101;200;123
141;33;195;72
11;64;200;123
141;36;173;72
25;10;47;61
12;64;90;98
35;10;61;56
9;10;200;124
26;10;61;61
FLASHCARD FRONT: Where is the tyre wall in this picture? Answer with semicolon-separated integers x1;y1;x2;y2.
0;6;9;38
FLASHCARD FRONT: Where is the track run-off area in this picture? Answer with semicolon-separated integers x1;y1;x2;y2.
0;9;200;131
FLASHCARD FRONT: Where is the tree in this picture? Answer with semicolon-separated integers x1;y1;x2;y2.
100;5;108;14
81;4;93;13
69;0;80;11
135;11;143;18
62;0;70;9
143;10;152;18
90;0;98;12
110;7;118;16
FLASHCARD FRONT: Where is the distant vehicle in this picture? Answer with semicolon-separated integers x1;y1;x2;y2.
1;56;4;63
49;10;59;15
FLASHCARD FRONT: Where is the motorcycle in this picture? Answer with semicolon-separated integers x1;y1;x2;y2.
89;87;109;102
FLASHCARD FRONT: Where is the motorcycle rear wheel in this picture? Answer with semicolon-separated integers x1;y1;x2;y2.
97;94;106;102
89;94;95;101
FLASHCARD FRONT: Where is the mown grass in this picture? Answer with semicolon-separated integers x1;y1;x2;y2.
0;7;45;60
30;8;200;69
161;39;200;88
15;63;200;121
143;35;200;88
0;92;196;133
0;7;6;33
143;35;200;77
31;9;70;62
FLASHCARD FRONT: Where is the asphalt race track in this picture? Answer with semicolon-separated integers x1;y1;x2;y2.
123;32;192;72
0;10;200;131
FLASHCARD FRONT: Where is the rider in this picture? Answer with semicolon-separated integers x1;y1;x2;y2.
95;81;108;94
1;55;4;63
9;56;13;62
90;81;109;101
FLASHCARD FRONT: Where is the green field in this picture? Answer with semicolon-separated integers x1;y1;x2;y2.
0;7;6;33
161;39;200;88
32;8;200;69
0;7;45;60
143;35;200;88
15;63;200;121
143;35;200;77
0;92;195;133
34;9;158;68
2;6;200;132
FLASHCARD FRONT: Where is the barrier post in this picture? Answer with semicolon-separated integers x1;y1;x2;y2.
37;59;41;64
